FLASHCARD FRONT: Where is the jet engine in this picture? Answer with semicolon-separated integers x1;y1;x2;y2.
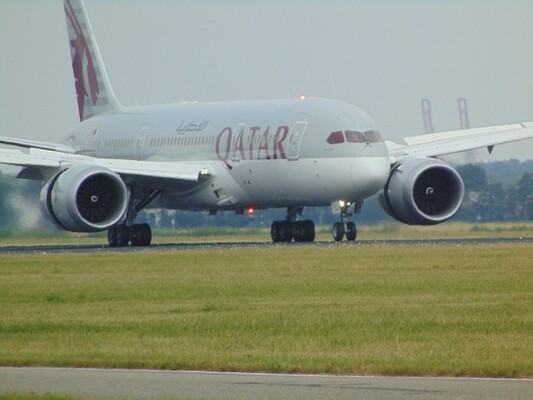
380;158;464;225
40;164;128;232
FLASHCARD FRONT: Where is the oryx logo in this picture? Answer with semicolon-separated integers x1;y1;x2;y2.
64;0;100;121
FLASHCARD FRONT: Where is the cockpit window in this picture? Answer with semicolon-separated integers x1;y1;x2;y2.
327;131;345;144
345;131;366;143
364;130;383;143
328;130;383;145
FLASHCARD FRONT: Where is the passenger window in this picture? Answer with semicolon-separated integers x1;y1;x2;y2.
327;131;345;144
345;131;366;143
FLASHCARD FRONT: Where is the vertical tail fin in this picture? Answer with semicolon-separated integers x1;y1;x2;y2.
64;0;121;121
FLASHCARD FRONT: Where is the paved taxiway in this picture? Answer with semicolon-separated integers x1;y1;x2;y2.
0;237;531;255
1;368;532;400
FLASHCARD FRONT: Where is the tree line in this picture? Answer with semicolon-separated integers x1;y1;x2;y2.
454;163;533;222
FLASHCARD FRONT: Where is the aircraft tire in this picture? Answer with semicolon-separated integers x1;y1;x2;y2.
346;222;357;241
115;225;130;247
271;221;282;242
131;223;152;246
107;226;118;247
292;221;305;242
296;220;315;242
108;225;129;247
279;221;293;242
332;222;345;242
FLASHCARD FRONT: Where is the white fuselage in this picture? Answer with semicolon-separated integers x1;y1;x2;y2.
64;98;391;210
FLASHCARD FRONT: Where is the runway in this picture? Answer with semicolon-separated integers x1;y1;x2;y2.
1;368;532;400
0;237;531;254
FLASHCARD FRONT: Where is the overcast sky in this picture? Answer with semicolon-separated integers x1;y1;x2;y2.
1;0;532;161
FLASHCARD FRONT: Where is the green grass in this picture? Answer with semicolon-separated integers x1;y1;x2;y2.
0;244;531;377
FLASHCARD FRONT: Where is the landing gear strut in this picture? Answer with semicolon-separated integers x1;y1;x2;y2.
331;200;362;242
271;207;315;243
107;185;160;247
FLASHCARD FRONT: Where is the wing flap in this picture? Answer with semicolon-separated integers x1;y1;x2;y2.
388;122;533;162
96;159;213;183
0;137;75;153
0;148;62;168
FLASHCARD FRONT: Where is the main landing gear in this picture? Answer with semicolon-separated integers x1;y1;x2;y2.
271;207;315;243
107;185;160;248
331;200;362;242
108;223;152;247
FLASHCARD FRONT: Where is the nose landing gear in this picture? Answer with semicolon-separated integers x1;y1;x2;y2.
331;200;362;242
332;221;357;242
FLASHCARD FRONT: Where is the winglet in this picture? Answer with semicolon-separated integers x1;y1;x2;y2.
64;0;121;121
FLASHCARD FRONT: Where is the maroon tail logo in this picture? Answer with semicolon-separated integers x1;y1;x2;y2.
65;0;100;121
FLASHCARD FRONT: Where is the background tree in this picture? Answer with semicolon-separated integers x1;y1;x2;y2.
516;172;533;220
0;172;16;227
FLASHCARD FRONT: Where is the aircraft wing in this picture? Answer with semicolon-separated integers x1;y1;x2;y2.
387;122;533;163
0;136;76;153
0;147;214;186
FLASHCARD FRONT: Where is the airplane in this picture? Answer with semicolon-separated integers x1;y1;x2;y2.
1;0;532;247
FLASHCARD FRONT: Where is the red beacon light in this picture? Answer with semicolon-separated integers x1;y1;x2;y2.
246;206;256;215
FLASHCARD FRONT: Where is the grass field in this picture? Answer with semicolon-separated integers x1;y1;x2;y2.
1;242;531;378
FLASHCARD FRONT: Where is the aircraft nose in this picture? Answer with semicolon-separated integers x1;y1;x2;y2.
350;157;389;198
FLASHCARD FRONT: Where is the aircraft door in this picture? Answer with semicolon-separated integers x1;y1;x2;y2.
136;126;149;160
287;121;308;161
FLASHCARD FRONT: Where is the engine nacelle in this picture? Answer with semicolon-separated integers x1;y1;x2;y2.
380;158;464;225
40;164;128;232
